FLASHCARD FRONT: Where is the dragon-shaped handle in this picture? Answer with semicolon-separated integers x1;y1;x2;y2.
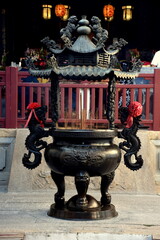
118;101;143;171
22;103;52;170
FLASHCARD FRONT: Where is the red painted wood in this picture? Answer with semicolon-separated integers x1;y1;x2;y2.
98;88;103;119
68;87;72;118
5;67;18;128
10;67;18;128
145;88;150;120
139;73;154;83
60;87;65;119
76;87;80;119
115;88;119;120
21;86;26;118
0;70;6;127
122;88;126;107
5;67;11;127
0;86;2;117
153;69;160;130
0;67;158;130
83;87;88;110
91;88;95;119
37;86;41;105
130;88;134;102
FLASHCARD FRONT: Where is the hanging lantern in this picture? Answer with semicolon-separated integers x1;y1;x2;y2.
55;4;66;18
103;4;115;21
61;5;70;21
42;5;52;20
122;6;133;21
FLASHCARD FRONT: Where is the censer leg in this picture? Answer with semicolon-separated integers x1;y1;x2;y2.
49;170;118;220
75;170;90;209
100;171;115;206
50;171;65;208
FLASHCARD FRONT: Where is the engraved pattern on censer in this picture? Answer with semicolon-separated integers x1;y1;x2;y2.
63;148;104;167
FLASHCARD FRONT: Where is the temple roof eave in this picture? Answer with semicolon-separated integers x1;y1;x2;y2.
54;65;112;79
49;35;105;55
28;66;140;80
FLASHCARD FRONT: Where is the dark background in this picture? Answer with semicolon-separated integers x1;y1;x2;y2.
0;0;159;63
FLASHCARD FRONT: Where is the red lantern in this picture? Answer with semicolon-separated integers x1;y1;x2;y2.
103;4;115;21
55;4;66;18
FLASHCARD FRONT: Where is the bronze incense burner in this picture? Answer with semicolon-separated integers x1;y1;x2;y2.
45;129;121;219
22;15;143;220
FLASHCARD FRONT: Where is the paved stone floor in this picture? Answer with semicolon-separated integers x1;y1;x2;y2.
0;190;160;240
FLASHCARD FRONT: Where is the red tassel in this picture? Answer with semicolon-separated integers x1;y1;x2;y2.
24;102;44;128
27;102;41;110
126;101;142;128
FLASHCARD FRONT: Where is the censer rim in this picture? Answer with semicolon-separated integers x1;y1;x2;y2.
52;129;118;138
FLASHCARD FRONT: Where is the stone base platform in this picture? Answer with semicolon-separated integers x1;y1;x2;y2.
0;128;160;194
0;191;159;240
1;129;160;239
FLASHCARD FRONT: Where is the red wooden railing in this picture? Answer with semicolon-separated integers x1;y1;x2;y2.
0;66;159;130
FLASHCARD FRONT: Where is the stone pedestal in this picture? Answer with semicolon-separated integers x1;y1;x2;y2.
0;129;158;194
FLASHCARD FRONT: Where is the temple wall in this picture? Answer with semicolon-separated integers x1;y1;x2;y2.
0;128;159;194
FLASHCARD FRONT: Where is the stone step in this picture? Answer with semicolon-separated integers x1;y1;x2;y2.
24;233;153;240
0;233;153;240
0;233;24;240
